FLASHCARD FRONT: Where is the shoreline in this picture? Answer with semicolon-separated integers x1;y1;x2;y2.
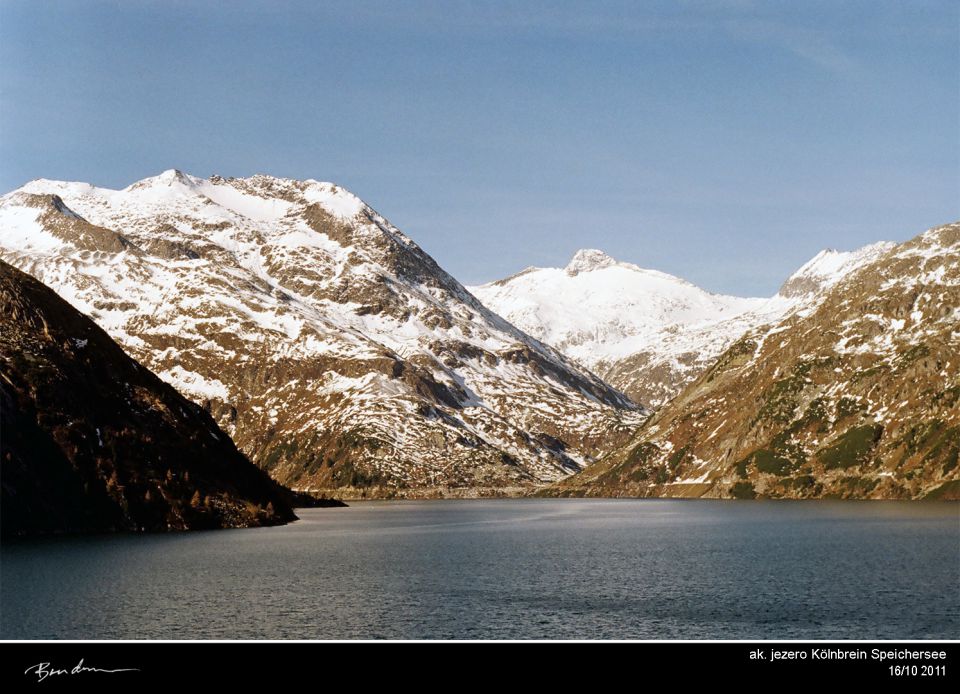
291;484;960;502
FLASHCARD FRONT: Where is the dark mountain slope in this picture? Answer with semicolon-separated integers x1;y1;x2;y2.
0;260;298;535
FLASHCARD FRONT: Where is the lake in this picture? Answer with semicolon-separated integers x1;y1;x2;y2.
1;499;957;639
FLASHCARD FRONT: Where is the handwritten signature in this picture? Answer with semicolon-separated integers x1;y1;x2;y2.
24;659;139;683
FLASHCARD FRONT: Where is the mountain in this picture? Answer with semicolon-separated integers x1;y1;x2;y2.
0;171;643;497
0;260;297;535
548;222;960;500
470;244;891;408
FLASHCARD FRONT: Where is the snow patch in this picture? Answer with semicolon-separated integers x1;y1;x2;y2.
302;182;366;219
157;366;231;400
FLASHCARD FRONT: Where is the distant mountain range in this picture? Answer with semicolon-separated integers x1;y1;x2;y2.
470;243;892;408
1;170;955;502
549;223;960;500
0;260;296;535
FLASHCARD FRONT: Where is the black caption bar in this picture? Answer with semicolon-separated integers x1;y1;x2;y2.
1;641;956;688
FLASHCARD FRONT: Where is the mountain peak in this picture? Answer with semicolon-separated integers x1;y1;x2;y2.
565;249;618;276
125;169;201;191
778;242;894;299
556;221;959;501
0;172;640;494
154;169;200;186
159;168;186;182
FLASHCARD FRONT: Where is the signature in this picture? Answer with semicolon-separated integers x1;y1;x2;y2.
24;659;139;683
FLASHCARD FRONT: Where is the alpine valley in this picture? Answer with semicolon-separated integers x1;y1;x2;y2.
1;170;957;502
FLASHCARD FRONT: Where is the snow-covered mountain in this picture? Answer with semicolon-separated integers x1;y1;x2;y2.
551;222;960;500
470;243;892;407
0;171;643;496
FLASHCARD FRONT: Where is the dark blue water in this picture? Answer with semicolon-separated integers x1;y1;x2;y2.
1;499;957;639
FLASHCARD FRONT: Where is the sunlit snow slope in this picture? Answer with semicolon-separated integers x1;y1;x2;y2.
471;244;892;407
0;171;644;495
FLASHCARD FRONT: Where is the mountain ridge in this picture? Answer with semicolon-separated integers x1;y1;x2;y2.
0;171;644;497
546;222;960;500
470;242;893;408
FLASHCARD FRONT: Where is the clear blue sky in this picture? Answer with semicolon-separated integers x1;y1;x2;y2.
1;1;957;296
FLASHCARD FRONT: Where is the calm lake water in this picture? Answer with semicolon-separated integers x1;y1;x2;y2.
1;499;957;639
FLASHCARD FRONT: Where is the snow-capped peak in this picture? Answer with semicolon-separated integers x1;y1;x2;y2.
469;250;767;395
158;168;189;184
300;179;367;219
470;239;903;409
565;249;619;276
0;170;641;494
777;241;894;298
126;168;203;191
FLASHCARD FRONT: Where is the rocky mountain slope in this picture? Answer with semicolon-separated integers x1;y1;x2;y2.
471;245;892;408
0;171;643;497
548;222;960;500
0;260;297;535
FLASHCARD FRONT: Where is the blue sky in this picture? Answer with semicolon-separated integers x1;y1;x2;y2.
1;1;956;295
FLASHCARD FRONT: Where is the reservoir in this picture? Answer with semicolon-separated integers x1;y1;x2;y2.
2;499;957;639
